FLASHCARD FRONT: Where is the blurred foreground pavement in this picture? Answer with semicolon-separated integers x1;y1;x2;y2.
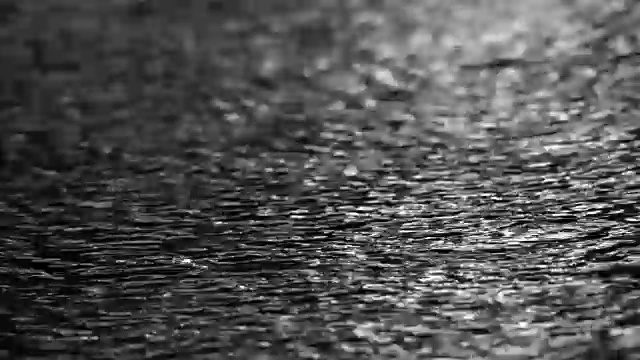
2;0;640;359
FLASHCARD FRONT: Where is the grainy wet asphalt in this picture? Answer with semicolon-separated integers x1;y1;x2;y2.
2;1;640;360
3;113;640;359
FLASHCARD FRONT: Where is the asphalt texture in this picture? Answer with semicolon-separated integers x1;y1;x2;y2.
1;1;640;359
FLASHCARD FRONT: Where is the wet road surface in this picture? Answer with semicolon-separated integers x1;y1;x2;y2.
4;116;640;359
2;1;640;359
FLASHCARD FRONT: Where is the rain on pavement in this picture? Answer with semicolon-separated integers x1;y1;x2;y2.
1;0;640;359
